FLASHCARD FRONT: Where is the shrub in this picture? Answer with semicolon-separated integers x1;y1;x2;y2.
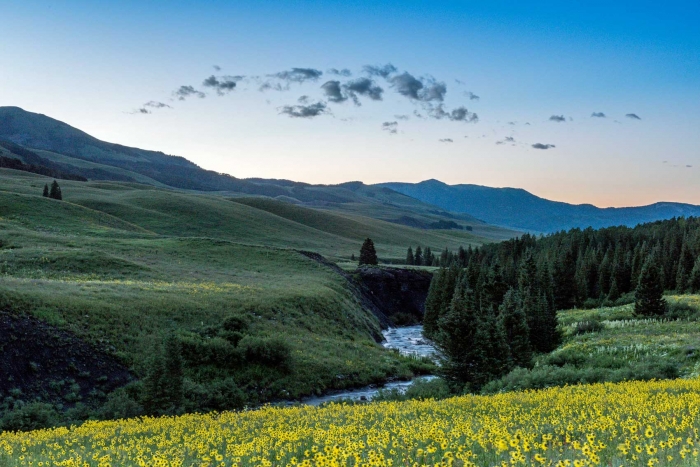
572;320;604;335
0;402;61;432
240;336;292;370
373;378;451;402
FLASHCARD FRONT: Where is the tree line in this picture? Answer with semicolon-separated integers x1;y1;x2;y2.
423;216;700;391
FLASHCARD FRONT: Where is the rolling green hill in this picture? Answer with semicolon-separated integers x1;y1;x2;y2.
0;168;443;425
0;106;518;241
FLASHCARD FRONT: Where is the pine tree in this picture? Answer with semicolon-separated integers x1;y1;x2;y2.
423;269;446;337
42;184;49;197
689;256;700;293
359;238;378;266
536;292;560;352
635;257;667;316
481;305;511;381
143;343;168;414
498;288;532;368
424;247;433;266
434;285;488;392
406;247;415;265
553;248;577;310
49;180;62;200
607;278;620;301
414;246;423;266
481;263;508;312
163;335;184;412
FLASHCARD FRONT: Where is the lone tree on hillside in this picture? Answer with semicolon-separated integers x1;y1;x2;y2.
635;258;667;316
48;180;62;200
406;247;415;265
42;184;49;197
359;238;378;266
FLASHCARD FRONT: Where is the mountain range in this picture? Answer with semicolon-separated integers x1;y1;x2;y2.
1;106;697;235
378;180;700;233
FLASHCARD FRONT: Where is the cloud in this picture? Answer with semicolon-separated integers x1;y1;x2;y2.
213;65;221;71
687;165;693;168
439;138;453;143
203;75;238;95
421;80;447;102
626;113;642;120
321;81;347;103
382;121;398;134
394;114;410;120
173;85;206;100
504;136;515;142
429;105;478;122
465;91;480;100
363;63;397;78
327;68;352;77
144;101;171;109
345;77;383;103
549;115;566;122
591;112;606;118
297;95;310;104
532;143;556;150
279;102;328;118
271;68;323;83
390;72;424;100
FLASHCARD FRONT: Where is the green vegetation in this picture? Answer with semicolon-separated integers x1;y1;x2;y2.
358;238;378;266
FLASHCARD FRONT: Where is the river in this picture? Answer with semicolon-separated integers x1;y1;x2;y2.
302;325;437;406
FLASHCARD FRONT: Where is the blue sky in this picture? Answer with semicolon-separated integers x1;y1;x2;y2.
1;0;698;206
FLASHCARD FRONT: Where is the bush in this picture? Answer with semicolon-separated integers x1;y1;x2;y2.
98;388;144;420
239;336;291;370
0;402;61;432
183;378;246;412
482;361;680;394
665;301;699;320
572;321;604;335
373;378;451;402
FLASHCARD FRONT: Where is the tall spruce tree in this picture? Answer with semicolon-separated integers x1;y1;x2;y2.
406;247;415;265
359;238;378;266
635;257;667;316
434;284;489;392
498;288;532;368
49;180;62;200
143;343;168;414
689;256;700;293
423;269;447;337
163;335;184;412
414;246;423;266
42;184;49;197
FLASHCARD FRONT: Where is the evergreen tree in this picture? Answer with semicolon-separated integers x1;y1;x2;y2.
607;278;620;302
163;335;184;412
423;269;446;337
553;249;577;310
358;238;378;266
49;180;62;200
481;305;512;381
414;246;423;266
434;285;489;392
481;263;508;312
143;343;168;414
635;257;667;316
498;288;532;368
42;184;49;197
406;247;415;265
689;256;700;293
424;247;433;266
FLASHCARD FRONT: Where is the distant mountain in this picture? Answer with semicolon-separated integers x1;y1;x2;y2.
377;179;700;233
0;107;521;240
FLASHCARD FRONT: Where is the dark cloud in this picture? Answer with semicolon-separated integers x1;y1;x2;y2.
430;105;478;122
390;72;424;100
465;91;480;100
135;108;151;114
174;85;206;100
382;121;398;134
363;63;397;78
439;138;453;143
297;95;310;104
504;136;515;142
345;78;383;103
549;115;566;122
321;81;347;103
421;80;447;102
495;141;505;145
591;112;606;118
394;114;410;120
213;65;221;71
507;121;516;125
271;68;323;83
203;75;237;95
279;102;327;118
327;68;352;77
532;143;556;150
687;165;693;168
626;113;642;120
144;101;171;109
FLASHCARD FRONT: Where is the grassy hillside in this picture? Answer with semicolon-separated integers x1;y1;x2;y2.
483;295;700;393
0;168;448;426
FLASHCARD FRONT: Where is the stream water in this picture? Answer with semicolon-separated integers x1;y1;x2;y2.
302;325;437;406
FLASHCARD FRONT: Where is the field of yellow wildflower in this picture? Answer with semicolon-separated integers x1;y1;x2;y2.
3;378;700;467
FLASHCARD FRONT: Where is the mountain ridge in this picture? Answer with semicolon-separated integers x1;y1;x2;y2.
377;179;700;233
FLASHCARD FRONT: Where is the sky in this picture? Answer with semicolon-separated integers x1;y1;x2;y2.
1;0;698;207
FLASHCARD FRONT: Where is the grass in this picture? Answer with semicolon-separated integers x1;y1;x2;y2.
0;168;450;417
483;295;700;393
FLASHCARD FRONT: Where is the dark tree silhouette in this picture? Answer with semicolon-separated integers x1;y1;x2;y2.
359;238;378;266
